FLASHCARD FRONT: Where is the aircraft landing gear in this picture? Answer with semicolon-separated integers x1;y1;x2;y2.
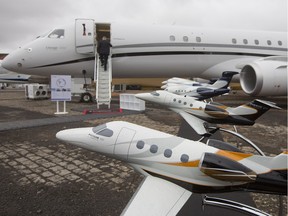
80;92;92;103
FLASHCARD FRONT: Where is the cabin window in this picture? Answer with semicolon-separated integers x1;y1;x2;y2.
267;40;272;45
196;37;201;43
181;154;189;163
278;41;283;46
232;38;237;44
170;35;176;41
184;102;187;105
243;39;248;44
136;140;145;149
254;40;259;45
48;29;65;39
150;145;158;153
173;98;176;102
190;104;193;107
164;149;172;158
178;100;182;103
183;36;189;42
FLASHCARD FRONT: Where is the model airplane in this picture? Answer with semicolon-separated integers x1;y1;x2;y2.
56;121;287;215
135;90;280;135
162;71;238;100
2;19;287;96
0;60;30;84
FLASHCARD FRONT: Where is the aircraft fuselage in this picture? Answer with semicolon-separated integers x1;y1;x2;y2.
2;21;286;80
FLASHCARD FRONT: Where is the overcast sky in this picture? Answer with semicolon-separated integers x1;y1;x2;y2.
0;0;287;53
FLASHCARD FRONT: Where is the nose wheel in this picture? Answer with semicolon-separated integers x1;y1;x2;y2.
80;92;92;103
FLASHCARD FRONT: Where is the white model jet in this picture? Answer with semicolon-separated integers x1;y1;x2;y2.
2;19;287;96
162;71;238;100
56;121;287;215
135;90;280;135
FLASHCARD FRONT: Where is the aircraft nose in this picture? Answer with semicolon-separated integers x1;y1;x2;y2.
56;129;71;142
135;93;152;101
2;53;22;71
1;56;12;70
56;128;90;147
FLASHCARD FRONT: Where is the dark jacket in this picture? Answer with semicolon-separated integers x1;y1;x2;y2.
98;40;112;55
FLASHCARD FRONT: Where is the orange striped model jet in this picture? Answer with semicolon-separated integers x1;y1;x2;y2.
56;121;287;216
135;90;280;135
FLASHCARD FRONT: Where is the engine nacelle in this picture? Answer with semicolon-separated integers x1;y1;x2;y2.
240;57;287;96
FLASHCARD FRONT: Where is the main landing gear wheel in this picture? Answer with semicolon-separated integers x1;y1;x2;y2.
80;92;92;103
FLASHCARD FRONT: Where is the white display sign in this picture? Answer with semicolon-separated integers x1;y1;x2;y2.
51;75;72;101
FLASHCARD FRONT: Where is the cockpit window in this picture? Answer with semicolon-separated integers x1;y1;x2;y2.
36;30;52;39
96;129;113;137
48;29;65;39
92;124;113;137
150;91;160;96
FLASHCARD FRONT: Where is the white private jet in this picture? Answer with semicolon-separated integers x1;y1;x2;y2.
56;121;287;215
2;19;287;96
0;60;30;84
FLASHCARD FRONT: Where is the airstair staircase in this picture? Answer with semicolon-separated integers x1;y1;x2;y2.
95;53;112;109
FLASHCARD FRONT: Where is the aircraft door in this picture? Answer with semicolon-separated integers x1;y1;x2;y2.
114;127;136;160
75;19;95;54
164;94;173;105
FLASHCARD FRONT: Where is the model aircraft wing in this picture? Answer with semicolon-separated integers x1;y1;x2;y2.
121;176;192;216
170;108;208;135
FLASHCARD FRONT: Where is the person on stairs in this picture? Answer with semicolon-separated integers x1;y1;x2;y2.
97;36;112;71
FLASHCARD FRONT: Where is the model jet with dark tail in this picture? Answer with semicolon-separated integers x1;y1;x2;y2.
162;71;238;100
135;90;280;135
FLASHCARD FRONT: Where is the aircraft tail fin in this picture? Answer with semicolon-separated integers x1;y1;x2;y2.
231;99;281;122
210;71;239;89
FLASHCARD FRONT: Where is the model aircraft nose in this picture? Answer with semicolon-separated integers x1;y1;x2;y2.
57;126;116;155
135;91;162;103
135;92;151;100
56;128;91;147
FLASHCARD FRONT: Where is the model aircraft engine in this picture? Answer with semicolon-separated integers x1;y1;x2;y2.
199;153;256;182
240;57;287;96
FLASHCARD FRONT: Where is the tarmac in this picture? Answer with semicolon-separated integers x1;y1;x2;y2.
0;88;287;216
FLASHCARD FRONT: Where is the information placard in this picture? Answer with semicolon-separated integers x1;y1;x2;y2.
51;75;72;101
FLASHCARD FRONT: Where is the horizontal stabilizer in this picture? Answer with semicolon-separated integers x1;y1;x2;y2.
253;99;281;110
121;176;191;216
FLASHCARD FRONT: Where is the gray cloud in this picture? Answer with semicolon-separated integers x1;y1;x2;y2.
0;0;286;53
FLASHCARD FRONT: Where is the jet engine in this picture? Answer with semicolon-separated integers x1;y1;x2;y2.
240;57;287;96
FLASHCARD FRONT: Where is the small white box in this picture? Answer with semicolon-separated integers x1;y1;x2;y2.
120;94;145;111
